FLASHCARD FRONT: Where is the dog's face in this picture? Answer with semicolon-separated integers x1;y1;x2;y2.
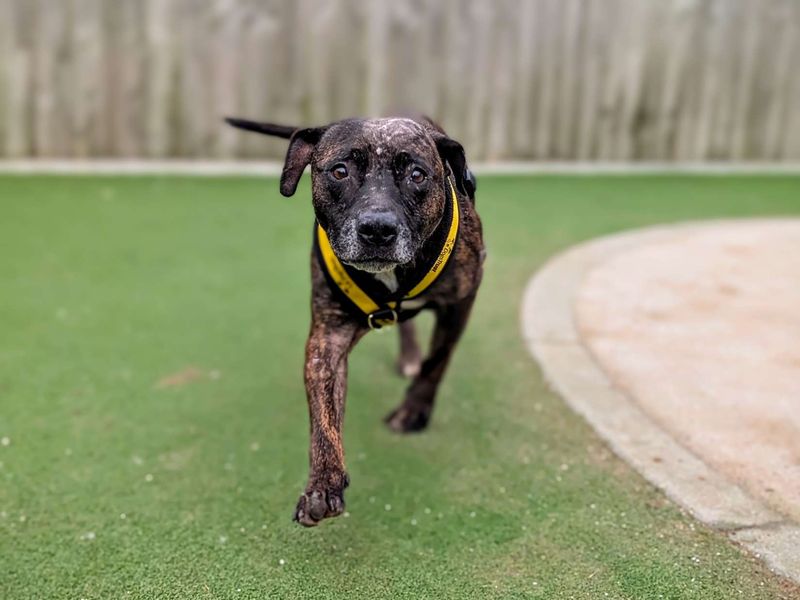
279;118;468;273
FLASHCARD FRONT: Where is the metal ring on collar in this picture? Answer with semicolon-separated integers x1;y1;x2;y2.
367;308;398;330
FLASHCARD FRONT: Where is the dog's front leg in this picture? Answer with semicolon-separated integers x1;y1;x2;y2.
385;294;477;433
293;316;365;526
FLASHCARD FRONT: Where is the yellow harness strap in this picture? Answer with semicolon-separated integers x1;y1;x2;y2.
316;178;460;329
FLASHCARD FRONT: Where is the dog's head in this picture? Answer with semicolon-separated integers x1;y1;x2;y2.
226;116;472;273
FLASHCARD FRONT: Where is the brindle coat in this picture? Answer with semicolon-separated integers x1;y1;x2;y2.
226;115;484;526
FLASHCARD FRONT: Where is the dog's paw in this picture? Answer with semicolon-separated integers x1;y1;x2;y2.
292;479;348;527
384;404;431;433
395;355;422;379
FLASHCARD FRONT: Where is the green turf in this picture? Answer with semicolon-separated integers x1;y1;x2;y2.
1;174;799;599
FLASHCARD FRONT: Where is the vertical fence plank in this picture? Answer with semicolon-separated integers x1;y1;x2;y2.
462;0;493;159
365;0;388;117
533;0;559;159
486;3;514;160
674;0;707;161
779;1;800;161
575;0;604;160
762;0;797;160
596;0;624;160
32;0;64;156
554;0;581;159
68;0;101;157
5;0;33;157
616;1;648;160
729;0;759;160
0;0;12;153
510;0;537;157
144;0;173;157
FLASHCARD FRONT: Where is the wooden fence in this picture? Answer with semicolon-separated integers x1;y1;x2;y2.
1;0;798;161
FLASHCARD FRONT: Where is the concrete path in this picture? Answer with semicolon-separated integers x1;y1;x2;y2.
522;219;800;584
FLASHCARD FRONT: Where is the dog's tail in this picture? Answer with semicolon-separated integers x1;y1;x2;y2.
224;117;297;139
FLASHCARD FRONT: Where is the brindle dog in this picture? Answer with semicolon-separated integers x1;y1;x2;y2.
226;116;484;526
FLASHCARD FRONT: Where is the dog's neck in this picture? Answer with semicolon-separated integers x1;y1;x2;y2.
372;269;399;293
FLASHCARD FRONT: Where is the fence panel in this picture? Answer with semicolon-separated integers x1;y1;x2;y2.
0;0;798;160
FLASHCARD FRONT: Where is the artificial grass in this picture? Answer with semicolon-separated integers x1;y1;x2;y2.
1;174;799;599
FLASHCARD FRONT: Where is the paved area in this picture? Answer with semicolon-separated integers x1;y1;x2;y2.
523;219;800;584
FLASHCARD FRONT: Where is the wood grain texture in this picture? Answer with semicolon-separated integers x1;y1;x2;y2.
0;0;797;160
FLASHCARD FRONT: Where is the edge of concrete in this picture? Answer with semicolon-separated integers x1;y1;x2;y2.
521;219;800;584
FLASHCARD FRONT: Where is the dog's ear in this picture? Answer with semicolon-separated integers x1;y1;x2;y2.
225;117;325;197
433;134;475;198
280;127;326;197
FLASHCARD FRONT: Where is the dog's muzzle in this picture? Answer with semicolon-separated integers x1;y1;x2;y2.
332;216;414;272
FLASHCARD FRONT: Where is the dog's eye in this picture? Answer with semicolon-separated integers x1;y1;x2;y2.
331;164;348;180
410;167;426;184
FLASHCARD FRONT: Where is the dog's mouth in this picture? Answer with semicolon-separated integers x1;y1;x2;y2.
342;257;405;273
329;223;416;273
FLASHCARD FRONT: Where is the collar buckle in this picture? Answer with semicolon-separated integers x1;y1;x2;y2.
367;308;399;330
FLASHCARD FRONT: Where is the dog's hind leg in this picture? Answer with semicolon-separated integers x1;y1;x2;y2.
396;320;422;378
385;295;476;433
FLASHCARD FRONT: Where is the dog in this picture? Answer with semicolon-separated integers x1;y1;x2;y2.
226;115;484;526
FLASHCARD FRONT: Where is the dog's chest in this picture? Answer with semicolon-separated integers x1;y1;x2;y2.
373;270;399;293
372;271;428;311
398;297;428;310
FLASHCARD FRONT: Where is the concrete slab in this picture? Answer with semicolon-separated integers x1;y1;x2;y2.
732;524;800;583
522;219;800;584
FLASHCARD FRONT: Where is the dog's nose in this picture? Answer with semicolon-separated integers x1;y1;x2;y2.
357;212;398;247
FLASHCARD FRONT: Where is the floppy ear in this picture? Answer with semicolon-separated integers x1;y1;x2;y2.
280;127;326;197
433;135;475;198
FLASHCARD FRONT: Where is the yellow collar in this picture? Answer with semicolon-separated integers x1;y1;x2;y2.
316;178;460;329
